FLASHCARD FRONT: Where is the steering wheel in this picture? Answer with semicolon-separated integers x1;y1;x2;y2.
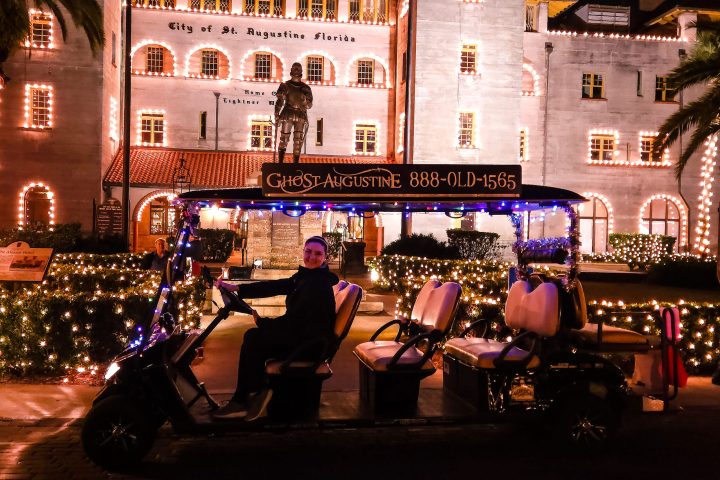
202;266;254;315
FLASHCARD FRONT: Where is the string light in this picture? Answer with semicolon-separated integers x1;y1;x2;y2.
135;191;176;221
109;97;119;141
136;109;168;146
580;192;614;236
130;40;177;76
548;30;685;42
184;44;232;79
25;9;54;49
522;63;540;96
239;47;286;81
639;194;688;248
587;129;620;165
352;119;382;156
693;135;717;254
17;182;55;229
295;50;338;85
345;53;391;88
24;84;54;129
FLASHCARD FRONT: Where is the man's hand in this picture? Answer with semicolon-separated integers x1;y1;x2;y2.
215;279;238;292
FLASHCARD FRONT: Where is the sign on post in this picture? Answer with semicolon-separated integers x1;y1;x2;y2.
96;198;123;237
261;164;522;198
0;242;53;282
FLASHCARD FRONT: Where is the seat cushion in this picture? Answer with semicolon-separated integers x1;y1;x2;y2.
334;283;362;338
265;360;332;376
419;282;462;332
354;341;434;372
410;280;442;322
573;323;649;345
444;338;540;369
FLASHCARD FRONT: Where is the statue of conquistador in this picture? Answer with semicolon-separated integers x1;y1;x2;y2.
274;62;313;163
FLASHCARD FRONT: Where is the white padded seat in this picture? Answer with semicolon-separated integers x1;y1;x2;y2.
266;282;362;376
444;337;540;369
354;282;461;372
411;280;442;322
354;341;434;372
574;323;649;345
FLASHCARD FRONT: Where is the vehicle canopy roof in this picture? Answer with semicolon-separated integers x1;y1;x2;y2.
178;184;586;214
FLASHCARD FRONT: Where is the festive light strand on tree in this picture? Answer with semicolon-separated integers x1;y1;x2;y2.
693;135;718;254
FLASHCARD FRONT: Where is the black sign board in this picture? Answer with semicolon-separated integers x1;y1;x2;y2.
96;199;123;237
261;164;521;198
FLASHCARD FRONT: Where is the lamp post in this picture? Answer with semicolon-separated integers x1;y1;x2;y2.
213;91;221;150
121;2;133;249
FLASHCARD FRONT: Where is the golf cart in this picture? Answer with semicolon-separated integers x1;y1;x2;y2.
81;163;681;469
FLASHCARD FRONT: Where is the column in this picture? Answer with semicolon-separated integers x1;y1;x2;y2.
678;12;697;42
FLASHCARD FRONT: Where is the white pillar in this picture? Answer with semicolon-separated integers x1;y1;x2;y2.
338;0;349;22
537;1;549;33
286;0;298;18
678;12;697;42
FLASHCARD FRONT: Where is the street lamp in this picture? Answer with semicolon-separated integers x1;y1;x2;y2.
213;91;221;150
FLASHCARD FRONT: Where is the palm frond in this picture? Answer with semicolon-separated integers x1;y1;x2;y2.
0;1;31;56
54;0;104;52
675;122;720;179
669;56;720;91
653;83;720;159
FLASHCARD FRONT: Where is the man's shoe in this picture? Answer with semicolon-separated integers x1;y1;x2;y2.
245;389;273;422
212;400;248;420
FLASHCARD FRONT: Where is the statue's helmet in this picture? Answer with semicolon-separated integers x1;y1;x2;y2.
290;62;303;78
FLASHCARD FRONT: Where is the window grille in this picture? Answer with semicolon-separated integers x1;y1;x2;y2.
355;124;377;154
251;120;273;149
201;50;219;77
582;73;604;99
461;45;477;73
655;76;676;102
30;88;51;128
458;112;475;147
146;46;165;73
30;13;52;47
590;135;615;161
255;53;271;79
357;60;374;84
307;56;324;82
141;113;164;144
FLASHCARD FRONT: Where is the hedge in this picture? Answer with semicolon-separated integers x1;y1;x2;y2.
0;224;127;253
380;234;459;259
607;233;676;270
196;228;235;262
446;229;501;261
0;266;205;378
369;255;720;373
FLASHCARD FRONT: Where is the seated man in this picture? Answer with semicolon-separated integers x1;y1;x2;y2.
214;236;338;420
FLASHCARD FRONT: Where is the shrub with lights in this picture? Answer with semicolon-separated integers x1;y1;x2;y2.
369;255;720;373
607;233;676;270
0;257;205;379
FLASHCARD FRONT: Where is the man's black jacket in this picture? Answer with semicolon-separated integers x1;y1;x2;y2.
235;265;339;343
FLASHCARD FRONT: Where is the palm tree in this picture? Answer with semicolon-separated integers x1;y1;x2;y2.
0;0;104;83
653;22;720;179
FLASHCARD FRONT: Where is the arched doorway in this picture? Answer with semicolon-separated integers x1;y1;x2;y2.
133;191;177;252
18;182;55;228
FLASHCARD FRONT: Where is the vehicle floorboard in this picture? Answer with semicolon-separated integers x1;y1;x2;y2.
184;388;485;433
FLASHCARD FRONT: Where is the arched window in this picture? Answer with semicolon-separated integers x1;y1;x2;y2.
522;63;540;96
640;196;683;251
186;47;231;79
299;53;336;84
241;50;283;81
18;183;55;228
131;42;175;76
349;56;387;87
576;194;611;253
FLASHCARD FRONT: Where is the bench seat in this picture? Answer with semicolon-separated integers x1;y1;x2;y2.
572;323;650;346
444;337;540;369
354;341;435;372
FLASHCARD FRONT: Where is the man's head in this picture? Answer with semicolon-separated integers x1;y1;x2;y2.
155;238;167;255
290;62;303;79
303;235;328;269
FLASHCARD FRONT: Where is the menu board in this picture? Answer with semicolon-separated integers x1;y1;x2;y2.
0;242;53;282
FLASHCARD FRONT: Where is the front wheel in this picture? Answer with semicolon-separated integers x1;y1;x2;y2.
81;395;157;470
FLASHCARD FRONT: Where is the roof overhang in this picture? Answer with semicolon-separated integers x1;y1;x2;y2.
645;7;720;26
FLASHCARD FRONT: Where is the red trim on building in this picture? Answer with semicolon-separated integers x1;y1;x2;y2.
103;147;394;188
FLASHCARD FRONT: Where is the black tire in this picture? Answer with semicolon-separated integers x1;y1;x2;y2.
81;394;157;470
551;392;620;449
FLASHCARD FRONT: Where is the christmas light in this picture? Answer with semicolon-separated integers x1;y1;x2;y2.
23;84;54;129
548;30;685;42
135;191;176;221
109;97;119;141
25;9;54;49
130;40;177;76
587;129;620;165
17;182;55;228
522;63;540;96
239;47;285;81
352;119;382;156
183;44;232;79
136;109;168;146
639;194;688;248
580;192;614;236
693;135;717;254
296;50;338;86
345;54;391;88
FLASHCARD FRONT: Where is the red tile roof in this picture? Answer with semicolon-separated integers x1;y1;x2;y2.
104;147;394;188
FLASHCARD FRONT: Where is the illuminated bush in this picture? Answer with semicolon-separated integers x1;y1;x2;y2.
0;261;204;378
608;233;676;270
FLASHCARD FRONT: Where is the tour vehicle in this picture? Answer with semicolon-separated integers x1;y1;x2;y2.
81;164;681;469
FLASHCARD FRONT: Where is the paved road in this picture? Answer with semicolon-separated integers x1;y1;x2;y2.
2;404;720;480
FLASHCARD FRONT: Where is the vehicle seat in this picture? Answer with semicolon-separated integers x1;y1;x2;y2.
265;282;363;417
354;281;462;411
444;279;559;370
566;280;649;350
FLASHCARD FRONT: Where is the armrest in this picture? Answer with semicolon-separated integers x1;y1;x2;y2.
370;319;407;342
387;331;439;370
275;337;330;373
492;331;539;369
459;319;491;338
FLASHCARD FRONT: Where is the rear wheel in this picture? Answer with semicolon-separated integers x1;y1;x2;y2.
81;395;157;470
551;392;620;449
